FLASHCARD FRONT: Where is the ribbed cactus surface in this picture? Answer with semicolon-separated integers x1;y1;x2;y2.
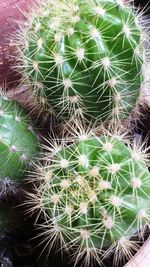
18;0;145;122
0;95;39;182
29;132;150;266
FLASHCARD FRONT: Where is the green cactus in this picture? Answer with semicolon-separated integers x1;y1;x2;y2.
0;95;39;184
16;0;146;122
27;128;150;266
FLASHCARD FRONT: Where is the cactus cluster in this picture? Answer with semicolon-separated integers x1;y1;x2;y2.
16;0;146;122
27;128;150;266
0;0;149;266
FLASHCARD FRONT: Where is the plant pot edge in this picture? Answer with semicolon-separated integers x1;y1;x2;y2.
125;235;150;267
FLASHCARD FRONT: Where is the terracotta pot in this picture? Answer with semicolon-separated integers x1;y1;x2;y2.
125;236;150;267
0;0;33;87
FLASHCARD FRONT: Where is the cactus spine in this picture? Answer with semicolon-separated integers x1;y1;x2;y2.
27;126;150;266
0;94;39;184
16;0;146;122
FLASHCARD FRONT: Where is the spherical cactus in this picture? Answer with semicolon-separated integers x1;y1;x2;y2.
27;128;150;266
0;94;40;185
16;0;147;123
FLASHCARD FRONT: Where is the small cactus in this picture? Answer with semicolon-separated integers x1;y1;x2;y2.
16;0;147;122
0;94;40;185
26;127;150;266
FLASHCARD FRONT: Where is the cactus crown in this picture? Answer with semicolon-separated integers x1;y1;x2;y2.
16;0;147;123
27;126;150;266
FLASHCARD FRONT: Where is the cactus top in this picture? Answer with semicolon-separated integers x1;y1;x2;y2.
31;133;150;266
19;0;145;122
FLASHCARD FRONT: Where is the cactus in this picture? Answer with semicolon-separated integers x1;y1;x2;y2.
16;0;146;122
0;94;40;185
26;127;150;266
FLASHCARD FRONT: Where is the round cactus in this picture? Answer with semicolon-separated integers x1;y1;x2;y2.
0;94;40;183
16;0;146;122
27;129;150;266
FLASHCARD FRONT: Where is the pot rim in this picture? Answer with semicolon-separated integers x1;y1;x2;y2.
125;235;150;267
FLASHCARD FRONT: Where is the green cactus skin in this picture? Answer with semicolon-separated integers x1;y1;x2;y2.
17;0;146;122
0;95;39;183
27;130;150;266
